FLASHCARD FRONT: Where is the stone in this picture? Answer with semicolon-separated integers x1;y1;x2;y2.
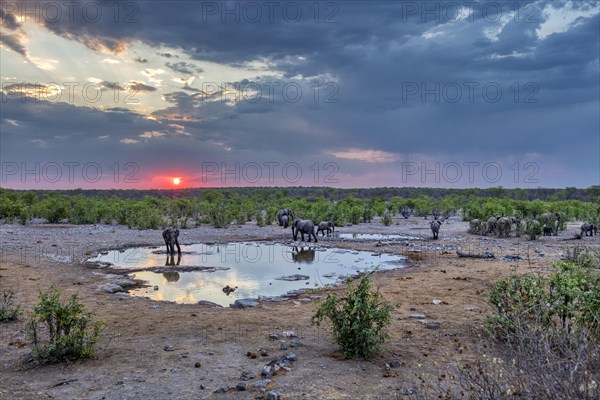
284;353;297;362
432;299;442;305
423;322;441;330
389;360;401;368
213;384;229;393
196;300;223;307
230;298;258;308
253;379;271;388
240;371;255;381
268;333;280;340
194;361;201;368
409;314;427;319
236;382;247;391
275;274;310;281
290;338;301;347
98;283;123;294
282;331;297;338
268;391;281;400
163;345;174;351
279;342;288;350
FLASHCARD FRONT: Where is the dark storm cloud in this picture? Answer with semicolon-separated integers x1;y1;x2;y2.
100;81;157;93
0;33;27;56
2;0;599;187
0;8;21;30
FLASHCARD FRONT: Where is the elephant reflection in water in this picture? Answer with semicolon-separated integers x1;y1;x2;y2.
163;253;181;282
291;246;316;263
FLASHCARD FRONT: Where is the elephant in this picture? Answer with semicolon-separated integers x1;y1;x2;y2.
291;246;316;263
277;209;295;227
162;227;181;255
485;216;499;236
430;220;441;239
540;212;561;235
292;219;318;242
581;223;597;236
165;253;181;266
281;215;290;228
543;225;553;236
469;219;485;235
496;217;512;238
316;221;335;236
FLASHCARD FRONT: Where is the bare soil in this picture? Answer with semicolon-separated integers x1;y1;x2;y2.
1;217;597;399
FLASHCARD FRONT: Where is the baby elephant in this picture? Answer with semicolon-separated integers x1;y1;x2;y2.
316;221;335;236
580;223;597;236
162;227;181;255
430;220;441;239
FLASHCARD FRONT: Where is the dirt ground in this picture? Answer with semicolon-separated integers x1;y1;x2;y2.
1;217;597;399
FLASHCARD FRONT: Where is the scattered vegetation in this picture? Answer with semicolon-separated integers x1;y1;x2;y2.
27;286;104;364
1;187;598;230
311;273;398;359
0;291;21;322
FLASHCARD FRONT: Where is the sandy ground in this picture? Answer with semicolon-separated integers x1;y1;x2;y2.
1;217;597;399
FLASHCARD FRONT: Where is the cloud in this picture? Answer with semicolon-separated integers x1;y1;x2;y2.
120;138;140;144
330;149;401;163
165;61;204;75
0;33;28;56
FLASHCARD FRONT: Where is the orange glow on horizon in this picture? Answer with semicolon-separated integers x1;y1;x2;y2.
172;177;181;185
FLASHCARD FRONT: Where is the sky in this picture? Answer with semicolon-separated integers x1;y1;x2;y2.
1;0;599;189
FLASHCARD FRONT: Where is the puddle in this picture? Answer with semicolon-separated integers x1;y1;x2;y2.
333;233;421;240
88;242;405;306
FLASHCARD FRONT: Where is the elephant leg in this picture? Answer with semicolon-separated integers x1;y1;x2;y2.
301;232;305;241
313;232;318;242
175;239;181;255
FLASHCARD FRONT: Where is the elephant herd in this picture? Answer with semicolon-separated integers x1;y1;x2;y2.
277;209;336;243
468;212;598;239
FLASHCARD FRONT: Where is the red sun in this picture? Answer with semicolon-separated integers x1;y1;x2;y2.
172;177;181;185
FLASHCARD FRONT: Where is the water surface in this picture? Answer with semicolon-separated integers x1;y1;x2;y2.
89;242;405;306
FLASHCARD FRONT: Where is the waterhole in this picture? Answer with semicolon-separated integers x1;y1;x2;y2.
88;242;405;306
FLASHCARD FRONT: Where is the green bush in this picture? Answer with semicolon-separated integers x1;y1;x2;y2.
487;261;600;341
0;291;21;322
27;287;104;364
525;219;542;240
381;211;393;226
311;273;397;359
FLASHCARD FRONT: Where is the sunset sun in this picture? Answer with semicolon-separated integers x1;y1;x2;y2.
172;177;181;185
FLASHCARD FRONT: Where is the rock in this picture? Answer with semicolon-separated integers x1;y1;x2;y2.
282;331;297;338
196;300;223;307
246;351;257;359
153;286;159;290
199;384;205;390
268;333;279;340
409;314;427;319
290;338;301;347
98;283;123;294
230;298;258;308
164;345;174;351
194;361;201;368
236;382;247;391
423;322;441;330
279;342;288;350
389;359;400;368
284;353;297;362
240;371;255;381
432;299;442;305
253;379;271;388
268;391;281;400
464;307;476;311
275;274;310;281
214;384;229;393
